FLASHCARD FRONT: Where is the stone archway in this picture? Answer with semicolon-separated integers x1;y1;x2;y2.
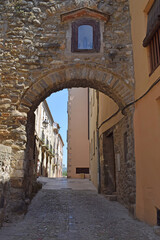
21;65;135;212
19;64;134;113
0;0;135;223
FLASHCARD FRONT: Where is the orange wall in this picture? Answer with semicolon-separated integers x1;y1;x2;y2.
134;83;160;225
99;92;123;136
130;0;160;225
67;88;90;178
130;0;160;98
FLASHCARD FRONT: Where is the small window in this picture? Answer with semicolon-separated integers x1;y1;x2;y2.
71;19;100;53
78;25;93;50
41;130;45;143
124;132;128;162
50;144;52;153
76;168;89;174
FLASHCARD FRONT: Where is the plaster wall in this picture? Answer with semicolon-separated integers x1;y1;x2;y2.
98;93;123;136
134;84;160;225
67;88;90;179
130;0;160;225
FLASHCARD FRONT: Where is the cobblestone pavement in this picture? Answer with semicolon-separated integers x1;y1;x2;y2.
0;178;159;240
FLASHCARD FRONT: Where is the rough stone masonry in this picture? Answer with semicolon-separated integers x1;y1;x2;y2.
0;0;135;224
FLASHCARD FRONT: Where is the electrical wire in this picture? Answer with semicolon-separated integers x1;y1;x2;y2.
98;77;160;130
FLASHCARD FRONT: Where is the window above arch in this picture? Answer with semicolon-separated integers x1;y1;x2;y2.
78;25;93;50
61;7;109;55
71;19;100;53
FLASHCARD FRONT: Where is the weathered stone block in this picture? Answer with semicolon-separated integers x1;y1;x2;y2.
10;178;23;188
153;226;160;236
11;170;24;178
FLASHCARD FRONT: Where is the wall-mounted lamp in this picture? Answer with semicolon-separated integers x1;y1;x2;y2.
42;118;49;129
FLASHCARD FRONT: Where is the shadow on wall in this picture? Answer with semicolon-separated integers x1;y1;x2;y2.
0;125;43;226
0;178;42;227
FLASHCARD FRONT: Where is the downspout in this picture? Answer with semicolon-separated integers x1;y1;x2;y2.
96;91;101;194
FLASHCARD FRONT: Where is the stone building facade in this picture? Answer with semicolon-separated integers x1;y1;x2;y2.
35;100;63;179
0;0;136;225
89;89;135;212
67;88;90;179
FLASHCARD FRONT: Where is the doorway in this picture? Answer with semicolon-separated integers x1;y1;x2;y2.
102;131;116;195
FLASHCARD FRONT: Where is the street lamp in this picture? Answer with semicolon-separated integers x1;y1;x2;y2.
42;118;49;129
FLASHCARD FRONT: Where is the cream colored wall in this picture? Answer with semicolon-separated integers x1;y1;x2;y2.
98;93;123;136
130;0;160;225
35;101;64;178
67;88;90;179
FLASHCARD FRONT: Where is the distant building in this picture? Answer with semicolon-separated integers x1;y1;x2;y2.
67;88;90;179
34;100;64;178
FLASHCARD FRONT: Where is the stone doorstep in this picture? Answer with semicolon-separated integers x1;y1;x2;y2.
104;194;117;201
153;226;160;236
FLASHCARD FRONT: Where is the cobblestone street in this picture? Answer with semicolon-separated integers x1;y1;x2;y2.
0;178;159;240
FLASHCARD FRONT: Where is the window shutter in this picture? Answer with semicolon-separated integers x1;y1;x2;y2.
143;0;160;47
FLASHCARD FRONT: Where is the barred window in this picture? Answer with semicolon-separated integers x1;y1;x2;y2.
143;0;160;73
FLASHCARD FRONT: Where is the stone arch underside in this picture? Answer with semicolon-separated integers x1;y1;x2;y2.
19;64;134;113
23;63;135;208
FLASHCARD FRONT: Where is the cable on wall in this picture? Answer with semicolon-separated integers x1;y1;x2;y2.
98;77;160;130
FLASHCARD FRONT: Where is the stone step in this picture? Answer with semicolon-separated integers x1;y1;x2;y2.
104;194;117;201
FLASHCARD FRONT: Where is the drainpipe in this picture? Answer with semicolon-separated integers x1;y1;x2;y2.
96;91;101;194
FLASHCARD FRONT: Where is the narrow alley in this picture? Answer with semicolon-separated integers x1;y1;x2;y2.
0;178;159;240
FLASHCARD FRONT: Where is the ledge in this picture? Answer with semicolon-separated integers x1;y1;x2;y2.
61;7;110;22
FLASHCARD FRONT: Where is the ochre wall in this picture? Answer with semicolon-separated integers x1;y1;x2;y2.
130;0;159;98
130;0;160;225
98;93;123;136
134;84;160;225
67;88;90;179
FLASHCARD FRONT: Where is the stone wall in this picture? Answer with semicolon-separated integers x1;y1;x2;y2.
0;145;11;225
113;108;136;213
99;106;135;213
0;0;135;224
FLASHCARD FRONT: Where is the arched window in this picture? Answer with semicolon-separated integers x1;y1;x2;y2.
78;25;93;50
71;19;100;53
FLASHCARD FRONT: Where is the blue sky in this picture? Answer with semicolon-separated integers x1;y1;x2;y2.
46;89;68;167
